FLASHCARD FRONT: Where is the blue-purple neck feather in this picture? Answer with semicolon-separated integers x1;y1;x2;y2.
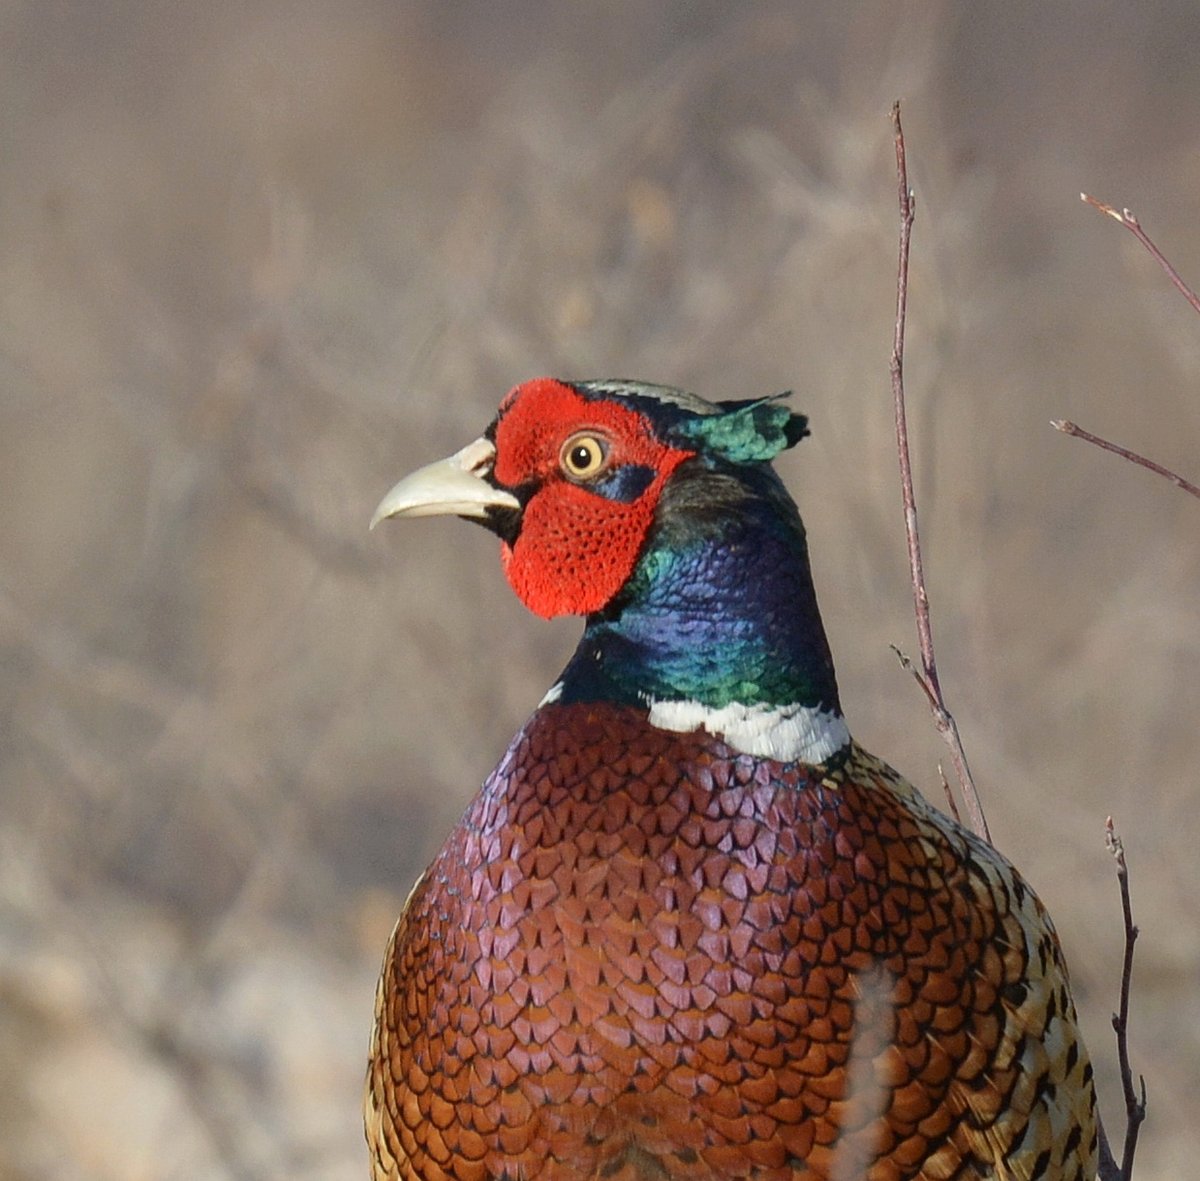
555;458;842;717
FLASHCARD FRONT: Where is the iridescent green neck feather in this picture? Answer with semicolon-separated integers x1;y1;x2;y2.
555;456;844;740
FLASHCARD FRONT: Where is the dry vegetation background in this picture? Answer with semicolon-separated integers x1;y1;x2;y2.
1;2;1197;1178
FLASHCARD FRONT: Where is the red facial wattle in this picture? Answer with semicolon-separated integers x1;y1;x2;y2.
492;379;694;618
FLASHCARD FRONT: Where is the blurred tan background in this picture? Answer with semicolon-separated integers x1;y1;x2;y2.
1;2;1197;1178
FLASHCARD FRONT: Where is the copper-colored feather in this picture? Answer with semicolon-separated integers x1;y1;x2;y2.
366;703;1097;1181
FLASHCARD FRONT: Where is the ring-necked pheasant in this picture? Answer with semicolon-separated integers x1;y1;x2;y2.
367;378;1098;1181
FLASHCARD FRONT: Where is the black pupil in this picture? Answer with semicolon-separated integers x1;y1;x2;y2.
571;444;593;470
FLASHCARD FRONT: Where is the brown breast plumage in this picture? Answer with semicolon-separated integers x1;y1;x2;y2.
366;702;1097;1181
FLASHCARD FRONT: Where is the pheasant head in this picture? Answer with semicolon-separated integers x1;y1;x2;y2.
372;378;847;764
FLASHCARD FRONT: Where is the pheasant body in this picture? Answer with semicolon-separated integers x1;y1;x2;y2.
368;379;1097;1181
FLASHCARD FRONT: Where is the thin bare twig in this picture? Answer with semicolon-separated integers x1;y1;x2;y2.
1105;817;1147;1181
1081;193;1200;316
888;100;990;844
936;763;961;826
1052;419;1200;501
888;645;960;822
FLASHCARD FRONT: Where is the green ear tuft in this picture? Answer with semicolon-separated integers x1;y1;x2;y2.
670;394;809;464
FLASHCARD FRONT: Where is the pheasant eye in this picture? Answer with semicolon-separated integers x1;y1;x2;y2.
559;433;609;480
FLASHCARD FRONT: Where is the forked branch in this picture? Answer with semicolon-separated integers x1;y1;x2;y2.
887;101;991;844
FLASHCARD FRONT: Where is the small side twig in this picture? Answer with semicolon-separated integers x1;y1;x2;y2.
888;100;991;844
1105;816;1147;1181
1081;193;1200;317
936;762;961;826
1051;419;1200;501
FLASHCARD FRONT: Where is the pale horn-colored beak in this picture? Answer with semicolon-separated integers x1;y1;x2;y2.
369;436;521;530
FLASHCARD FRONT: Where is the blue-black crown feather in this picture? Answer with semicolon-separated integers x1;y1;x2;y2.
571;380;809;465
